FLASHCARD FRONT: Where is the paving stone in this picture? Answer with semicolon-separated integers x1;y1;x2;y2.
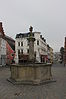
0;63;66;99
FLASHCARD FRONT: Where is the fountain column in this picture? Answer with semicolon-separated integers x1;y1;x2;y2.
27;26;35;62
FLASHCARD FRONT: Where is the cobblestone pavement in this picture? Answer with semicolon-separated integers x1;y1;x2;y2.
0;63;66;99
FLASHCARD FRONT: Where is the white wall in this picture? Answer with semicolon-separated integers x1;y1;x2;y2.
15;37;29;63
1;38;6;55
0;38;6;66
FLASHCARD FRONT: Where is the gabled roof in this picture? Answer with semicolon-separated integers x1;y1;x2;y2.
4;35;15;51
0;22;15;51
16;32;41;38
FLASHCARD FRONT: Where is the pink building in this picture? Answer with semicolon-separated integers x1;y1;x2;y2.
0;22;15;65
6;42;15;65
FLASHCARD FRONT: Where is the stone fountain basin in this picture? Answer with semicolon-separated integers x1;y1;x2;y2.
9;63;52;85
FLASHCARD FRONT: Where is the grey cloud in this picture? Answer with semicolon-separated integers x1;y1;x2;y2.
0;0;66;51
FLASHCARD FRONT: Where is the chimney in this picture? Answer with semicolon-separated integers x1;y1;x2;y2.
0;22;5;36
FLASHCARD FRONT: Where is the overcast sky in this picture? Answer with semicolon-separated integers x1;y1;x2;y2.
0;0;66;52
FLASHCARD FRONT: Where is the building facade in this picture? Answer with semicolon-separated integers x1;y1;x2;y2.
5;36;15;65
0;22;6;66
50;47;53;63
0;37;6;66
53;52;61;63
15;32;48;63
47;44;53;63
0;22;15;66
6;42;15;65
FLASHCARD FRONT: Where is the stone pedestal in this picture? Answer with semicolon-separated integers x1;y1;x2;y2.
9;63;53;85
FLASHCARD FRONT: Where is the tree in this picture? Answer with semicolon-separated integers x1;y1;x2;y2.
60;47;64;62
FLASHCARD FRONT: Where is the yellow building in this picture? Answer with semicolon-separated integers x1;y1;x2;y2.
50;47;53;63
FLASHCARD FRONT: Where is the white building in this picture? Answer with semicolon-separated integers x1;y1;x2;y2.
0;36;6;66
47;44;53;63
53;52;61;63
15;32;48;64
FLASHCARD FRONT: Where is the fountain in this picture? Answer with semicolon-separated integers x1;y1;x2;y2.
8;26;53;85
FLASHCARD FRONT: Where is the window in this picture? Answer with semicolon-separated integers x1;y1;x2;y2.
27;49;29;54
21;42;23;46
18;42;20;46
18;50;20;54
33;33;34;37
11;54;14;57
21;49;23;54
37;40;39;45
